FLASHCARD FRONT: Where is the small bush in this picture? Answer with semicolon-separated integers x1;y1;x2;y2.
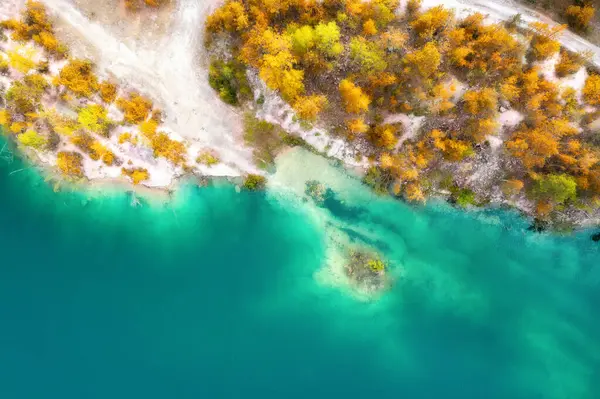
243;174;267;190
18;129;47;149
196;150;220;166
116;93;153;124
209;59;250;106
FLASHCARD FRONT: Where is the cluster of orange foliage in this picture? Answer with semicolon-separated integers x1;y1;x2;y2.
0;1;190;183
70;132;116;166
122;167;150;185
205;0;600;210
56;151;84;178
0;1;67;58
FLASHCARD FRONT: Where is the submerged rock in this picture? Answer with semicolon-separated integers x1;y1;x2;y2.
592;232;600;242
305;180;327;204
344;249;392;294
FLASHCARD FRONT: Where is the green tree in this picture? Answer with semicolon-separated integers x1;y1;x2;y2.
533;174;577;204
18;129;47;149
349;37;387;73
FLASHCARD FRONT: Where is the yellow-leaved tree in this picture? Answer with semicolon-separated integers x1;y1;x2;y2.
339;79;371;114
293;95;328;121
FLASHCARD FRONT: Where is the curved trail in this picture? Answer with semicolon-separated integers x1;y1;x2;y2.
34;0;600;175
40;0;257;174
445;0;600;66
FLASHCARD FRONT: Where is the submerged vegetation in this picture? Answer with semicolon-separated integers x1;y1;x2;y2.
205;0;600;223
345;249;391;293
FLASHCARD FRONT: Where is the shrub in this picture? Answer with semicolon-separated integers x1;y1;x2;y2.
243;174;267;190
533;174;577;204
555;50;584;77
583;74;600;105
451;187;477;207
150;132;186;165
56;151;83;177
7;46;37;73
116;93;153;124
78;104;112;136
56;60;99;97
99;81;118;104
18;129;47;149
196;150;220;166
122;167;150;184
208;59;250;106
339;79;370;114
243;114;284;168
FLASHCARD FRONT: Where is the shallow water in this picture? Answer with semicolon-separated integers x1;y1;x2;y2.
0;141;599;399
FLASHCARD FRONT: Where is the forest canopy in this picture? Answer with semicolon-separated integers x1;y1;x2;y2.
205;0;600;220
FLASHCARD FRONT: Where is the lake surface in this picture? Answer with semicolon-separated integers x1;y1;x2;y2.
0;140;599;399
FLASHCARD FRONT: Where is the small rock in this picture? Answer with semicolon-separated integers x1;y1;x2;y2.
592;232;600;242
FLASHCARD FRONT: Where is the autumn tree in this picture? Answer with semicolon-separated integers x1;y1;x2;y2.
293;95;328;120
566;4;595;30
349;37;387;73
533;174;577;204
346;117;369;139
506;126;559;169
257;29;305;100
555;50;586;77
314;21;344;57
431;129;473;161
6;73;49;114
339;79;371;114
502;179;524;196
462;88;498;116
404;42;441;79
583;74;600;106
363;19;378;35
7;46;38;74
1;1;67;58
448;17;524;77
150;132;187;165
122;167;150;184
117;93;153;124
368;124;399;149
56;151;83;177
78;104;112;136
56;59;99;97
206;1;249;33
99;81;118;104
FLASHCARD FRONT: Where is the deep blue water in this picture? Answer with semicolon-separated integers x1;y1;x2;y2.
0;141;599;399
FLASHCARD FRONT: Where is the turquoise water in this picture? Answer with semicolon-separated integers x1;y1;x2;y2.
0;139;599;399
